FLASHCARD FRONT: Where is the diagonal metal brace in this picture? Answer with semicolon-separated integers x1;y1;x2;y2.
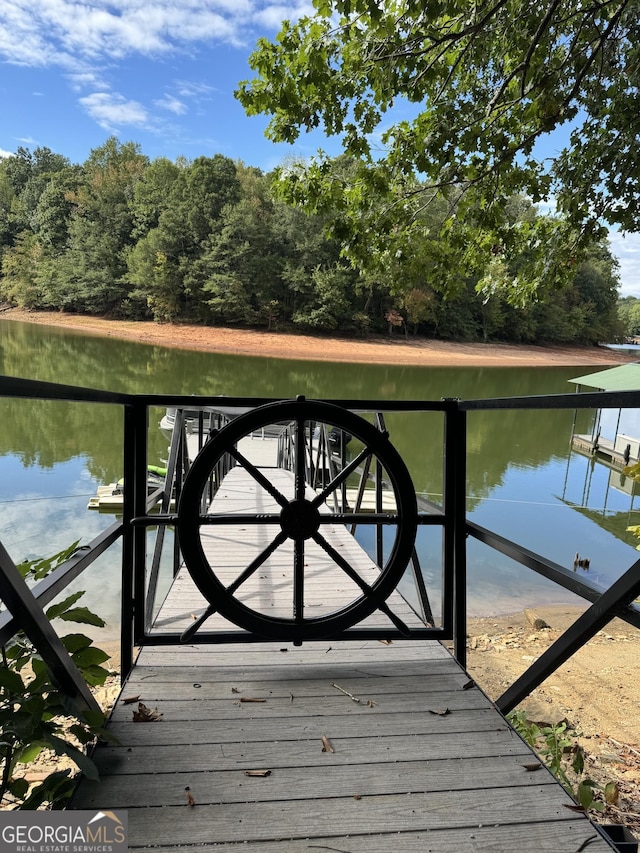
0;540;101;716
497;556;640;714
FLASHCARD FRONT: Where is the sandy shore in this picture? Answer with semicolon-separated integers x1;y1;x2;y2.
3;307;635;367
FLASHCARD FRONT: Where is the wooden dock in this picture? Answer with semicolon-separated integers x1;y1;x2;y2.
71;437;614;851
572;432;637;471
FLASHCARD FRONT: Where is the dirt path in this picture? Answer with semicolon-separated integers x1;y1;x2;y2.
3;308;636;367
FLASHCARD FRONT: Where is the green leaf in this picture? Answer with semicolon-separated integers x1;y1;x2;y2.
82;709;108;729
9;777;29;799
0;667;25;694
80;664;110;687
46;591;84;620
48;734;100;781
20;770;73;810
15;740;49;764
61;633;93;654
72;646;111;668
576;781;594;810
58;607;105;627
571;747;584;776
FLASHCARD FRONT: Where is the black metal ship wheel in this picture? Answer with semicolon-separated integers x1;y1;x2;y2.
178;398;418;642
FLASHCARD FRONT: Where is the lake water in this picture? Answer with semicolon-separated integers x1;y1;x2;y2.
1;317;638;640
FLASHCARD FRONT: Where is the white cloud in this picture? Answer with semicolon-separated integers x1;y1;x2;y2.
0;1;261;64
0;148;14;159
155;95;188;115
253;2;312;29
175;80;216;98
79;92;150;130
608;231;640;298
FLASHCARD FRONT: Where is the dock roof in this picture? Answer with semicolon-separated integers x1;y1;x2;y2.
569;362;640;391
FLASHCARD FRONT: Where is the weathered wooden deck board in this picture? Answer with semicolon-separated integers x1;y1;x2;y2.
71;446;613;851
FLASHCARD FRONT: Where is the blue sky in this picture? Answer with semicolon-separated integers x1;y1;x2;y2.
1;0;639;297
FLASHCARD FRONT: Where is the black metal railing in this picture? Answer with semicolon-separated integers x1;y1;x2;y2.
0;375;639;718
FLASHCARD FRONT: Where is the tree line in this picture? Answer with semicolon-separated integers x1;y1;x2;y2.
0;138;623;344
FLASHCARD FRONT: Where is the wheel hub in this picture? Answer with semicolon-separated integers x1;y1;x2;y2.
279;499;321;540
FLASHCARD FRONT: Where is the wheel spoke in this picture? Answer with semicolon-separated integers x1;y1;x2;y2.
294;416;306;502
229;446;290;508
293;538;305;622
312;530;411;636
225;530;288;596
311;444;374;508
198;513;282;525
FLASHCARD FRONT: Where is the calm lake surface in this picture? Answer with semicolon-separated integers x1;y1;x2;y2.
1;318;638;640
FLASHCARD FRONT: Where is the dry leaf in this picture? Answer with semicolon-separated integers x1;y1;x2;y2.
605;781;619;805
366;699;378;708
231;687;240;693
240;697;266;703
190;613;197;621
379;639;393;645
122;695;140;705
353;795;361;800
522;763;542;772
428;707;450;716
185;787;195;807
244;769;271;777
321;735;334;753
132;702;163;722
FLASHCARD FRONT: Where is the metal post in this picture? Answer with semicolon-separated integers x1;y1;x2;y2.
443;400;467;666
133;401;149;645
120;405;135;681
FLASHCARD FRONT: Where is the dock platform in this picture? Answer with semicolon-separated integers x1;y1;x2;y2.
71;439;613;852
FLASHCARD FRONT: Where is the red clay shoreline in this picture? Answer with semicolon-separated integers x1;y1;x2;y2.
2;307;636;367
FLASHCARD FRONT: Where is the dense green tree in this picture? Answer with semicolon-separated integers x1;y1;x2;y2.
0;138;623;344
0;231;44;307
618;297;640;337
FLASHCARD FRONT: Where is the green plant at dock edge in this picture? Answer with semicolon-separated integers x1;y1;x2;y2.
507;709;608;812
0;542;114;809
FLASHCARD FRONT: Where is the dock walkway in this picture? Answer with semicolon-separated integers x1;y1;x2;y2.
72;436;613;851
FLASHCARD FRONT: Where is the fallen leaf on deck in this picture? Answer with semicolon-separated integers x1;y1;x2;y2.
132;702;163;722
353;794;361;800
428;708;450;716
366;699;378;708
522;763;542;772
240;697;266;703
185;787;195;807
122;695;140;705
244;769;271;777
321;735;334;753
231;687;240;693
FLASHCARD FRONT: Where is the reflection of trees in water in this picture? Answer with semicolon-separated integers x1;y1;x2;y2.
0;319;594;495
